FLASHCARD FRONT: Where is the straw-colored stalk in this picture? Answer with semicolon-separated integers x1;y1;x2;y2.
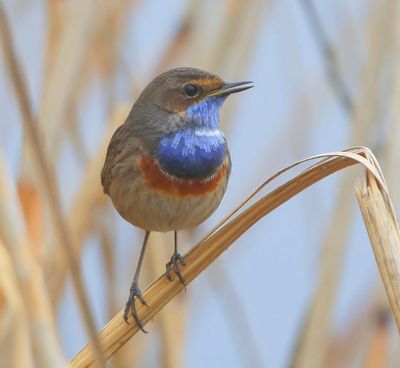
64;0;133;157
37;0;109;158
290;3;393;367
0;5;105;366
0;153;64;367
217;0;269;130
355;173;400;331
68;147;387;367
154;0;200;75
17;181;43;256
44;106;129;301
0;239;33;368
42;1;199;291
299;0;353;113
383;0;400;208
44;0;65;85
147;233;187;368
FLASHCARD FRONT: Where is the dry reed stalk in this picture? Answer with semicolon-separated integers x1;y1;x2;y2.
42;5;136;299
175;0;252;75
111;232;187;368
158;293;187;368
96;226;140;368
109;231;152;368
267;5;361;161
157;3;269;363
207;0;252;73
299;0;353;113
154;0;199;75
98;227;117;319
68;147;385;367
120;5;207;363
44;0;65;87
387;323;400;368
290;3;393;367
64;0;133;154
85;0;132;77
146;3;203;361
219;0;269;81
44;1;200;306
0;153;64;367
17;182;43;257
45;0;232;298
148;232;187;368
49;3;262;360
218;0;270;130
355;173;400;331
94;217;154;368
382;5;400;363
44;105;129;301
383;1;400;207
173;3;267;360
0;5;105;366
367;4;400;361
0;239;33;368
36;0;108;158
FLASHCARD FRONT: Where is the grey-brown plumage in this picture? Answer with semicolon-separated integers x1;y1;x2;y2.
101;67;253;330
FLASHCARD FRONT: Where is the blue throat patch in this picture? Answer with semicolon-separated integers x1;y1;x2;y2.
157;97;227;180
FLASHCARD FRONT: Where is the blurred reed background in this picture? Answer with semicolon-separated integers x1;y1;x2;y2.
0;0;399;367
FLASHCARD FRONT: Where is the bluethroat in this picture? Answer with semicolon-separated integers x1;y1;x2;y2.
101;67;253;331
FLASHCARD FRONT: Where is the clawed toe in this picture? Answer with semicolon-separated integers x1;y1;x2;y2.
123;284;148;333
165;253;186;285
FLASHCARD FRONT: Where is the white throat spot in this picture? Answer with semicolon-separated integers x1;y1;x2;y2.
194;129;224;138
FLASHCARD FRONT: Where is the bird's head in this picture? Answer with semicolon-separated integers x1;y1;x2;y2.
135;67;253;132
123;68;253;179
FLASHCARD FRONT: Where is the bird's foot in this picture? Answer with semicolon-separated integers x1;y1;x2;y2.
165;253;186;285
123;282;148;332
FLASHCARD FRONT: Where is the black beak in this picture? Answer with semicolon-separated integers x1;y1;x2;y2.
208;81;254;97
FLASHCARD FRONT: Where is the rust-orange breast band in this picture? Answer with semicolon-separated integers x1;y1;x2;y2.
139;157;228;197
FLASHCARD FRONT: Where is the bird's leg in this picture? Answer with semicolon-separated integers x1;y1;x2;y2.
165;231;186;285
124;231;150;332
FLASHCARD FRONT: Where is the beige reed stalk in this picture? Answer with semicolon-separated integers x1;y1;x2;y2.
45;106;129;301
0;239;33;368
154;0;200;75
290;3;393;367
383;0;400;209
37;0;109;159
0;5;105;366
0;153;64;367
69;147;389;367
148;232;187;368
355;173;400;331
155;3;268;365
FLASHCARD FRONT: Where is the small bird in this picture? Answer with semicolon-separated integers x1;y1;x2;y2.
101;67;253;330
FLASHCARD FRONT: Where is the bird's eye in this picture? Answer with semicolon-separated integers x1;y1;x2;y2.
183;84;199;97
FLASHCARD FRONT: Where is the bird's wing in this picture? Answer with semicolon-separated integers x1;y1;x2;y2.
101;123;144;195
